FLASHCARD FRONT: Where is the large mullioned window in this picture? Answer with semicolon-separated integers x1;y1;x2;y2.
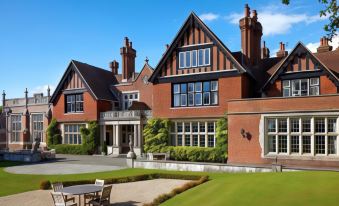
266;116;338;156
173;81;218;107
179;48;210;69
32;114;44;142
11;115;21;142
63;124;85;144
282;78;319;97
170;121;216;147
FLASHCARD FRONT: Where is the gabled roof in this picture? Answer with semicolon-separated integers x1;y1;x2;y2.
50;60;119;103
149;12;247;82
261;42;339;91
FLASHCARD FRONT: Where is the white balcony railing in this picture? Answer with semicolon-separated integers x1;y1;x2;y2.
100;110;152;121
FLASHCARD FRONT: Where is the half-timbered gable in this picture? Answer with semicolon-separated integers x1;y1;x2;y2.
149;12;246;83
262;42;339;97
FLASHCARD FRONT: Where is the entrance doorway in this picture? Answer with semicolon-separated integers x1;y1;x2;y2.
121;125;134;154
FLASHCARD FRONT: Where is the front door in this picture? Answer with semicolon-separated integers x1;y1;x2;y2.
121;125;134;154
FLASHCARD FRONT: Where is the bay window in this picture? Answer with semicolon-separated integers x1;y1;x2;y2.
173;81;218;107
282;78;320;97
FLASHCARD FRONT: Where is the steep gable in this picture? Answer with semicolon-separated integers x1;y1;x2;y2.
262;42;339;91
149;12;246;83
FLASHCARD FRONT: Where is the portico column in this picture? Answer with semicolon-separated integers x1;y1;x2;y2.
134;124;138;147
138;124;141;148
115;125;120;146
102;124;106;145
112;124;116;146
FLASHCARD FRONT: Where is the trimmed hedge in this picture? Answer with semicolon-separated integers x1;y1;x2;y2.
49;144;86;155
40;173;203;190
159;146;227;163
143;175;209;206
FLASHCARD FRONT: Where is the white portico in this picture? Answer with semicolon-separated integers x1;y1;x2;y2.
99;110;151;156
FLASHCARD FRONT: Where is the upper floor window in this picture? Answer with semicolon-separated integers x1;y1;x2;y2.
11;115;21;142
66;94;83;113
179;48;210;69
122;92;139;110
173;80;218;107
283;78;319;97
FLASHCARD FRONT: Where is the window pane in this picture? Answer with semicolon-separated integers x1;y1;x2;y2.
328;118;337;132
290;118;300;133
193;135;198;146
199;122;205;133
291;136;299;153
310;78;319;86
267;119;276;133
177;123;183;133
302;136;311;154
300;79;308;96
315;118;325;133
310;86;319;95
268;135;276;152
302;119;311;132
211;92;218;105
192;122;198;133
188;83;194;92
211;81;218;91
328;136;337;154
177;135;182;146
184;123;190;132
203;92;210;105
195;82;202;92
283;88;290;97
188;93;194;106
278;135;287;153
185;51;191;67
198;49;204;66
179;52;185;68
180;94;187;106
315;135;325;154
204;49;210;65
200;135;206;147
278;119;287;133
173;84;180;93
195;93;202;106
203;82;210;92
181;84;187;93
185;135;191;146
208;135;214;147
283;80;290;87
207;122;214;133
192;50;197;67
292;80;300;96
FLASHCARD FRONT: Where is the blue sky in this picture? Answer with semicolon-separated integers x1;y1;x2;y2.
0;0;337;100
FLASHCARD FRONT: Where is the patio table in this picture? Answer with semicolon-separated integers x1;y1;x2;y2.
61;184;103;206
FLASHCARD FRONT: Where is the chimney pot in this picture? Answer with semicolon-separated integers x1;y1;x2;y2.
244;4;250;17
317;36;332;53
252;10;258;21
110;60;119;75
120;37;136;80
276;42;288;57
124;37;129;47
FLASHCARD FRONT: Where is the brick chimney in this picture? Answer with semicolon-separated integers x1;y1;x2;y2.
120;37;136;81
317;37;333;53
276;42;288;58
109;60;119;75
261;41;270;59
239;4;263;66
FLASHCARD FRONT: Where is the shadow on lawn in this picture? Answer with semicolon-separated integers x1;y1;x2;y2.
110;201;140;206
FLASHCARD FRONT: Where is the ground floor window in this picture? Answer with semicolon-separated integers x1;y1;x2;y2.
63;124;85;144
32;114;44;142
265;116;339;156
170;121;216;147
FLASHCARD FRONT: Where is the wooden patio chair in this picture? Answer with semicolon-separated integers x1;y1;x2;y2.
51;192;77;206
84;179;105;205
51;182;75;203
88;185;112;206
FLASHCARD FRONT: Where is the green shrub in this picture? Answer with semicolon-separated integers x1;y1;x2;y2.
81;121;99;155
39;180;51;190
144;118;171;153
47;118;61;146
216;117;228;162
50;144;86;155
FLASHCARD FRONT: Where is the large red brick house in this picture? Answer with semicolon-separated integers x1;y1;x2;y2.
149;5;339;168
22;4;338;168
50;37;153;156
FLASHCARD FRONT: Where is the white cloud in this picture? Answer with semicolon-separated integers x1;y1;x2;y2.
199;13;219;21
306;42;320;53
226;10;325;36
31;84;55;96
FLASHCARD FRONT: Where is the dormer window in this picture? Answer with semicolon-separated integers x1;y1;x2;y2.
179;48;210;69
282;78;319;97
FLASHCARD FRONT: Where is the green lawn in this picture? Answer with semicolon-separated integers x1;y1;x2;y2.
163;171;339;206
2;161;339;206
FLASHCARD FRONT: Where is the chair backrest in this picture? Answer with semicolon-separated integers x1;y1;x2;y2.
95;179;105;186
51;182;63;192
51;192;66;206
100;185;112;202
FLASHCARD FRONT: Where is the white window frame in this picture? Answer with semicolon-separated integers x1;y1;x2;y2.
282;78;320;97
63;124;86;145
11;115;21;143
122;91;139;110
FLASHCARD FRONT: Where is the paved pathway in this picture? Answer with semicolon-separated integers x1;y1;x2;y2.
0;179;190;206
5;154;128;175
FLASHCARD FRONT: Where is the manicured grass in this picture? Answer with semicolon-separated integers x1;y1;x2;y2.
162;171;339;206
0;161;204;197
